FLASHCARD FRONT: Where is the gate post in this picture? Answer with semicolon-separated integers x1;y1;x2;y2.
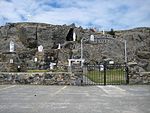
104;62;107;86
125;64;129;84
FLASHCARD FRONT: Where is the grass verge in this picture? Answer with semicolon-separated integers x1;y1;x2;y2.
85;69;126;84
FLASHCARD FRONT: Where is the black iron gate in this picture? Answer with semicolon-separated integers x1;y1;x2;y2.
83;63;129;85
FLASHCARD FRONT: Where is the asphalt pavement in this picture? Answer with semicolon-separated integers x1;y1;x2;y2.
0;85;150;113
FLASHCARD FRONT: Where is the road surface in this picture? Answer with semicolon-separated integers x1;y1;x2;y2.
0;85;150;113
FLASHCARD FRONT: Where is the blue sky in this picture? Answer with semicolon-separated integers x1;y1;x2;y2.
0;0;150;30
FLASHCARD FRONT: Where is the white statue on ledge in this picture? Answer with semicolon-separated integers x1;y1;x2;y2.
10;41;15;52
58;43;61;49
102;30;105;35
90;35;94;41
38;45;43;52
73;31;76;41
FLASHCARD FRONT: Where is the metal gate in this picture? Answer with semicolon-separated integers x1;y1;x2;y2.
83;63;129;85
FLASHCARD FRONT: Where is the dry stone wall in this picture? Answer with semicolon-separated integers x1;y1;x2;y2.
0;72;82;85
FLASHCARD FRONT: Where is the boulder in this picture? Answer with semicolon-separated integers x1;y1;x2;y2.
136;51;150;59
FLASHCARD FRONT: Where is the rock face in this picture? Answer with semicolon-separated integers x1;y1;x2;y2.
0;22;150;84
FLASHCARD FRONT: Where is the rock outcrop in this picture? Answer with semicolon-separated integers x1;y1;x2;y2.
0;23;150;74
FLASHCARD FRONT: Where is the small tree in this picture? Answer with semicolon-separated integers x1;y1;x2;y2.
109;28;115;38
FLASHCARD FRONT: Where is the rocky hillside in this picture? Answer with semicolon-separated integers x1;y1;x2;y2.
0;22;150;72
115;28;150;71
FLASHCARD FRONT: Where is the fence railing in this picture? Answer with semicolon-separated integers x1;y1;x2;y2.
83;64;129;85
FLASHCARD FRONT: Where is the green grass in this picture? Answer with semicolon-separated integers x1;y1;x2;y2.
27;68;66;72
85;69;126;84
27;70;49;73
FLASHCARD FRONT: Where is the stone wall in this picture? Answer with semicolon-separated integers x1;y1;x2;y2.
129;72;150;84
0;71;149;85
0;72;82;85
128;62;150;84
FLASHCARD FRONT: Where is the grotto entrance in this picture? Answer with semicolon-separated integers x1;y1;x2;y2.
66;28;74;41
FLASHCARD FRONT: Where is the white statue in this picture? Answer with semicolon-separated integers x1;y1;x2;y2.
10;59;13;63
102;30;105;35
73;31;76;41
90;35;94;41
38;45;43;52
49;62;56;69
34;58;38;62
10;41;14;52
58;43;61;49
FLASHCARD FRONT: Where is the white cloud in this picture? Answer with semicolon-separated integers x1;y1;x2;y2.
0;0;150;30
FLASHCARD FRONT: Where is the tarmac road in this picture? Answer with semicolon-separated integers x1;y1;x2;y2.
0;85;150;113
